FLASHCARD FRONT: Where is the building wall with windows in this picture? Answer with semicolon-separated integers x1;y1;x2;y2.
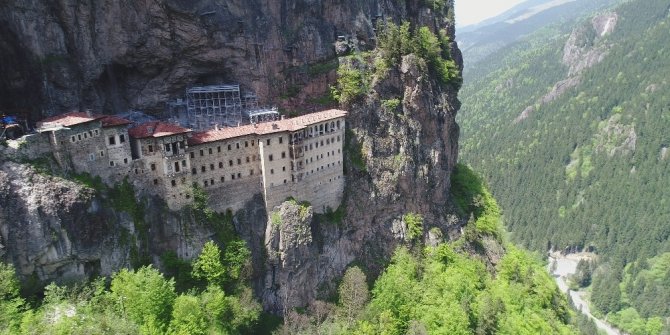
34;110;347;213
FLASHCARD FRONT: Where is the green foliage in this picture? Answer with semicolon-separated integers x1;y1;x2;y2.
375;21;461;87
451;164;502;236
110;266;177;330
344;129;367;172
223;240;252;282
191;241;226;286
271;211;282;227
337;266;369;325
0;262;25;334
308;58;339;76
331;64;366;105
381;98;401;113
403;213;424;242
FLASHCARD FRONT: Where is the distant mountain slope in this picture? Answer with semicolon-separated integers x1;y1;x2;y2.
458;0;621;70
458;0;670;333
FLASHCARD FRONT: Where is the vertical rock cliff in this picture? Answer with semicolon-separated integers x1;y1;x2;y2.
0;0;462;314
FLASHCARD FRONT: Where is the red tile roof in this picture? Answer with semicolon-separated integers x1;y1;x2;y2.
189;109;347;145
128;121;191;139
100;115;132;128
37;112;103;129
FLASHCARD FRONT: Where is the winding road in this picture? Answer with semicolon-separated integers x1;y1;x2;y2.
548;253;627;335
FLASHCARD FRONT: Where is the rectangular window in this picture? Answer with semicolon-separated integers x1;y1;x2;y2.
237;173;241;179
217;146;221;153
231;174;235;180
246;157;250;163
94;129;99;136
171;180;176;187
220;176;225;182
252;141;255;146
190;152;195;158
71;136;75;142
281;152;286;159
219;162;223;168
120;134;126;143
78;134;82;141
204;180;209;186
153;179;158;185
245;141;248;147
200;149;204;156
148;145;153;153
201;166;206;172
192;168;197;175
237;158;241;165
236;143;240;149
109;136;115;145
100;151;104;157
229;160;233;166
250;169;254;175
151;163;156;171
210;164;214;171
228;144;231;150
182;160;187;167
109;161;115;167
209;148;213;155
175;162;180;172
279;136;283;144
124;158;128;164
266;139;271;145
165;143;171;152
269;154;273;161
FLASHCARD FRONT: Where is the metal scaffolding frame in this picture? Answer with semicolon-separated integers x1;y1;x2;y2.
186;84;243;129
244;107;279;124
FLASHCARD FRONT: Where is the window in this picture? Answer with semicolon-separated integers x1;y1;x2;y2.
192;168;197;175
281;152;286;159
316;142;319;148
204;180;209;186
182;160;187;167
310;144;313;150
231;174;235;180
153;179;158;185
321;140;324;146
284;179;287;184
71;136;75;142
326;139;330;144
210;178;214;185
179;141;185;149
84;133;88;139
279;136;283;144
245;141;248;147
209;148;212;155
252;141;255;146
109;136;115;145
237;173;241;178
89;153;95;161
220;176;225;182
171;180;176;187
100;151;104;157
200;149;204;156
337;120;341;129
266;139;271;145
228;144;231;150
271;169;274;174
269;154;273;161
148;145;153;153
229;160;233;166
219;162;223;168
120;134;126;143
151;163;156;171
246;157;250;163
250;169;254;175
78;134;82;141
165;144;171;152
109;161;115;167
124;158;128;164
190;152;195;158
94;129;99;136
201;166;206;172
210;164;214;171
237;158;241;165
217;146;221;153
337;135;341;142
282;166;286;171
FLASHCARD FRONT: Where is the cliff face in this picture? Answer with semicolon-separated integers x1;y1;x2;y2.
1;0;445;120
0;0;462;314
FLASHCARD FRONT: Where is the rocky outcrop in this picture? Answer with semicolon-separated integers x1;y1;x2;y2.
515;12;617;123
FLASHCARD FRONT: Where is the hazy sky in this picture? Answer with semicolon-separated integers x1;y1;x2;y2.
455;0;528;27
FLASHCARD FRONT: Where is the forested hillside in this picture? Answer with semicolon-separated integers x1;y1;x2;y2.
459;0;670;333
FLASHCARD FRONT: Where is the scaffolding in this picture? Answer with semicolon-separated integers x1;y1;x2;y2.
244;107;279;124
186;84;243;130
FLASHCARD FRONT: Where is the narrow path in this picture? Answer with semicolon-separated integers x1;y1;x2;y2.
548;253;627;335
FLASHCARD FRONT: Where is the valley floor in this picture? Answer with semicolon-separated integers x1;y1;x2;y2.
549;252;627;335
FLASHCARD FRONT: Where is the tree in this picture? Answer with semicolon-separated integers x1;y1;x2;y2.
110;266;176;329
338;266;370;325
0;262;24;333
169;295;207;335
192;241;225;286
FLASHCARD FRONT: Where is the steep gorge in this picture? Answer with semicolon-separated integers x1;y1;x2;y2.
0;0;463;314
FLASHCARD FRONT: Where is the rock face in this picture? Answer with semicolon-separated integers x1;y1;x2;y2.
1;0;432;121
516;12;618;123
0;0;462;314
